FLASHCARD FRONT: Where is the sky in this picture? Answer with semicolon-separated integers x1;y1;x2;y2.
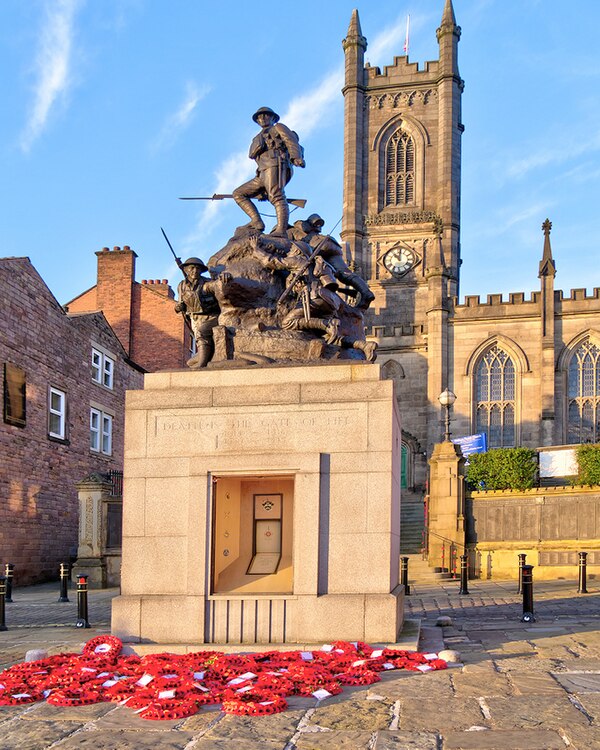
1;0;600;305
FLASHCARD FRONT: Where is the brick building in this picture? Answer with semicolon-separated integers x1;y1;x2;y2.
342;2;600;551
0;257;143;584
66;246;192;372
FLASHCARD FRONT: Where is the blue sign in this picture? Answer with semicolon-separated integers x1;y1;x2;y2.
453;433;487;457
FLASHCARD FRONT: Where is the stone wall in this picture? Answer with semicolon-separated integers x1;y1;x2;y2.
467;485;600;580
0;257;143;583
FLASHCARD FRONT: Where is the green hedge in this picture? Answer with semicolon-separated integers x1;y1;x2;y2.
575;444;600;485
465;447;538;491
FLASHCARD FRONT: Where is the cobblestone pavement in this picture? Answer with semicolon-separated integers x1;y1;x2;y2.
1;578;600;749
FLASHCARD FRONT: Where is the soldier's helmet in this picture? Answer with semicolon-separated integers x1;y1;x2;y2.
307;213;325;229
181;257;208;273
252;106;280;124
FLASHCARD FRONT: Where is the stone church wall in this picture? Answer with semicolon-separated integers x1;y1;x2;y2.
451;289;600;447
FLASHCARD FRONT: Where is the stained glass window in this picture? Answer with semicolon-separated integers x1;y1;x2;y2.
385;131;415;206
474;345;516;448
567;339;600;443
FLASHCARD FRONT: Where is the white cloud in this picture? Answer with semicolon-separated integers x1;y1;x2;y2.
151;82;210;153
506;130;600;179
502;202;549;230
20;0;82;152
282;68;343;136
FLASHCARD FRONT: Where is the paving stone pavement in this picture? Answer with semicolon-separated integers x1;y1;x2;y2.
1;577;600;748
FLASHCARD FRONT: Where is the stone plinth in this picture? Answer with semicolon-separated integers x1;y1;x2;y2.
112;362;403;645
427;441;466;571
73;474;111;588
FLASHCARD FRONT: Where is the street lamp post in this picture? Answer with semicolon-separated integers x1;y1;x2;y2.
438;388;457;442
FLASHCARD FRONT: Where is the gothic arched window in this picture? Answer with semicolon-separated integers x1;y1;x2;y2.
567;339;600;444
475;345;516;448
385;130;415;206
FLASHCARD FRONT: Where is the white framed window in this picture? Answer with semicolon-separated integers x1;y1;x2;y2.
49;387;66;440
91;347;114;390
90;407;113;455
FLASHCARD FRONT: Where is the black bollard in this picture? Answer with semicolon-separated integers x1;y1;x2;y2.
517;553;527;594
578;551;588;594
401;556;411;595
459;554;469;595
4;563;14;603
521;564;535;622
0;577;7;631
76;575;90;628
58;563;70;603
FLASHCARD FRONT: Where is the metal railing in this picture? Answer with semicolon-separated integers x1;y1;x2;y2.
108;470;123;497
424;530;466;578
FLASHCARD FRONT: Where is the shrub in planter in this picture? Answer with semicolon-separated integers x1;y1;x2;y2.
465;448;537;491
575;444;600;486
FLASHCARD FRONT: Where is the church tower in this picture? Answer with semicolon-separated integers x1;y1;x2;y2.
342;1;464;455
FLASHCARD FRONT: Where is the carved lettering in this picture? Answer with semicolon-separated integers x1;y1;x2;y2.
154;409;357;452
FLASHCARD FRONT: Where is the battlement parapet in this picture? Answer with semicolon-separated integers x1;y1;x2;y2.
367;323;426;339
452;290;541;320
454;287;600;310
560;287;600;302
365;56;440;85
455;291;540;309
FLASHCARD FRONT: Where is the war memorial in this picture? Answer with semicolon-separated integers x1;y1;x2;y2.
3;2;600;747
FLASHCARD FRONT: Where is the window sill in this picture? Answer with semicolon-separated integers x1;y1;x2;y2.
48;434;69;445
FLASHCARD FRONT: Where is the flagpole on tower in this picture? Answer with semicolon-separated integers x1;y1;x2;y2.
404;14;410;55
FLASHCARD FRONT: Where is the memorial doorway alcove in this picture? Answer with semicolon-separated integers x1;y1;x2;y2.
212;475;294;595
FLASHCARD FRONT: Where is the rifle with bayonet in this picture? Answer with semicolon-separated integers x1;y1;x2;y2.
179;194;307;209
277;236;328;307
161;227;184;270
160;227;193;335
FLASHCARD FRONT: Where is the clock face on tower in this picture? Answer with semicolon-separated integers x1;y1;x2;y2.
383;245;416;278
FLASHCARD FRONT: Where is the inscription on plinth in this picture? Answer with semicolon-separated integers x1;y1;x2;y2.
152;407;361;455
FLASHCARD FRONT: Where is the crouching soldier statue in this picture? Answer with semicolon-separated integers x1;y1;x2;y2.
175;257;222;368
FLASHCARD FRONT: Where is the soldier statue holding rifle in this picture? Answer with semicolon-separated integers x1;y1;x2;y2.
232;107;305;236
174;257;234;368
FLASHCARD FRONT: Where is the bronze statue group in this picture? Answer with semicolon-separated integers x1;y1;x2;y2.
174;108;377;368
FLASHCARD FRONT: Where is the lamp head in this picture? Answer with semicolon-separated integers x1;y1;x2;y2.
438;388;457;407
